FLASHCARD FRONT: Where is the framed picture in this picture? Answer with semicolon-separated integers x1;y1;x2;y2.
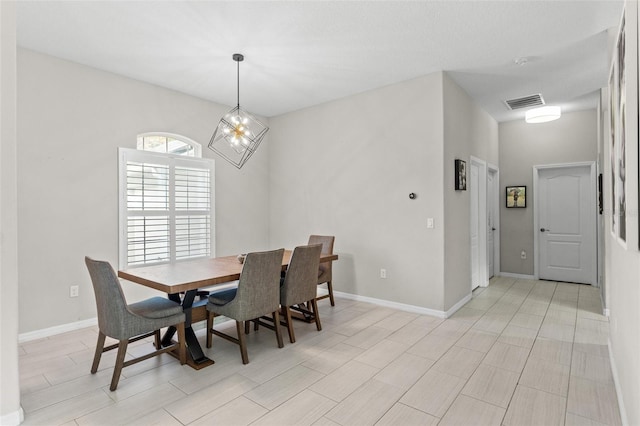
506;186;526;208
454;159;466;190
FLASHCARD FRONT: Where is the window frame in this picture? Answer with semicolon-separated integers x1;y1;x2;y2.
118;146;215;269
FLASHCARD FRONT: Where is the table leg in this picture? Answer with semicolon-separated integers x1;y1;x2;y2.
162;290;214;369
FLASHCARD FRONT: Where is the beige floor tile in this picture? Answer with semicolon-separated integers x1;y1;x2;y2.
465;296;500;311
164;373;257;424
21;368;114;413
302;342;364;375
450;306;486;323
409;314;445;329
518;300;550;316
406;331;458;361
461;364;519;408
574;318;609;346
482;342;529;373
565;412;610;426
472;313;512;334
385;323;432;346
509;312;544;330
488;302;520;316
430;318;473;338
519;357;570;396
309;360;379;402
76;383;186;425
497;324;537;348
354;339;409;369
455;328;498;353
374;311;419;331
529;337;573;366
312;416;342;426
432;345;484;379
19;374;51;396
400;369;465;417
503;385;566;426
187;395;267;426
439;394;506;426
343;325;393;350
244;365;324;410
545;308;577;326
21;389;113;426
252;390;337;426
325;379;405;426
374;353;435;390
374;402;439;425
538;321;575;342
567;376;622;425
128;408;183;426
571;351;614;383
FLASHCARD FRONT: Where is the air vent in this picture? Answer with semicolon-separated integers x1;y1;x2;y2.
504;94;545;110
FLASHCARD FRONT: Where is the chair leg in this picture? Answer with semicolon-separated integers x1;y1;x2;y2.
206;311;214;348
176;322;187;365
327;280;335;306
154;330;161;350
273;310;284;348
284;306;295;343
110;340;128;391
245;321;251;334
310;298;322;331
236;321;249;364
91;331;107;374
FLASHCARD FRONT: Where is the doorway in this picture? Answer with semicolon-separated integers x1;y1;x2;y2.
534;162;597;285
487;165;499;280
470;156;487;290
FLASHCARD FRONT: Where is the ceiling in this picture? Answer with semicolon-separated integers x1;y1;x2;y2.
16;1;624;122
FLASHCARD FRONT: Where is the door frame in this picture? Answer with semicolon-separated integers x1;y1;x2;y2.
533;161;597;285
487;164;500;279
470;156;488;289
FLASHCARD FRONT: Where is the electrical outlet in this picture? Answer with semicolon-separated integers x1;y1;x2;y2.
380;269;387;279
69;285;79;298
520;250;527;260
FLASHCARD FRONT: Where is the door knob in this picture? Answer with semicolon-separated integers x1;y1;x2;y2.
492;227;496;231
540;228;549;232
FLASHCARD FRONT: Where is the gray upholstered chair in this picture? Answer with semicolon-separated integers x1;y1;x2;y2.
85;257;186;391
280;244;323;343
205;248;285;364
308;235;336;306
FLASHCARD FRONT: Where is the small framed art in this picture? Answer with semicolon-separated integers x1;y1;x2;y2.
506;186;526;208
454;159;466;190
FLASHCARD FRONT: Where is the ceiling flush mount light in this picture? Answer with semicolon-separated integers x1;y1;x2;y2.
525;106;561;124
208;53;269;169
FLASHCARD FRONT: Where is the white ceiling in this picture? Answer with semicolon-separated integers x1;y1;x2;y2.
16;1;624;122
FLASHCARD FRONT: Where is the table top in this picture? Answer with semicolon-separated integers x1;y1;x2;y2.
118;249;338;294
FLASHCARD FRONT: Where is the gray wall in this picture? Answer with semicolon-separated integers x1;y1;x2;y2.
498;110;597;275
268;73;447;311
604;2;640;424
17;49;271;333
443;73;499;308
268;72;498;313
1;1;22;423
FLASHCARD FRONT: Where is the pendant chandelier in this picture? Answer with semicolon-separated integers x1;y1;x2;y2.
208;53;269;169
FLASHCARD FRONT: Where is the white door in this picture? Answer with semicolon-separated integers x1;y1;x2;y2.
486;170;496;280
470;162;480;290
537;164;596;284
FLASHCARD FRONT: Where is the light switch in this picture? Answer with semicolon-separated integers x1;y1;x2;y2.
427;218;434;229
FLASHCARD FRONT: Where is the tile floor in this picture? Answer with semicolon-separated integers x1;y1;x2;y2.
18;277;622;425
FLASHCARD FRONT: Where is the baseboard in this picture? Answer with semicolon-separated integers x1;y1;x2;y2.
333;291;471;319
0;406;24;426
608;338;629;426
498;272;536;280
18;318;98;343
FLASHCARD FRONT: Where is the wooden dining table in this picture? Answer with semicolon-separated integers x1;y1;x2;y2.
118;249;338;369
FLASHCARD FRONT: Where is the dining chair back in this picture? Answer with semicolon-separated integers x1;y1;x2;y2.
85;257;186;391
205;248;285;364
280;244;323;343
308;235;336;305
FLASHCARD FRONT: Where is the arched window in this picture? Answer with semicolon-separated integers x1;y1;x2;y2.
136;132;202;157
118;133;214;267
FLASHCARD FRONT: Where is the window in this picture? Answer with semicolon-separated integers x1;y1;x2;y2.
118;135;214;268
